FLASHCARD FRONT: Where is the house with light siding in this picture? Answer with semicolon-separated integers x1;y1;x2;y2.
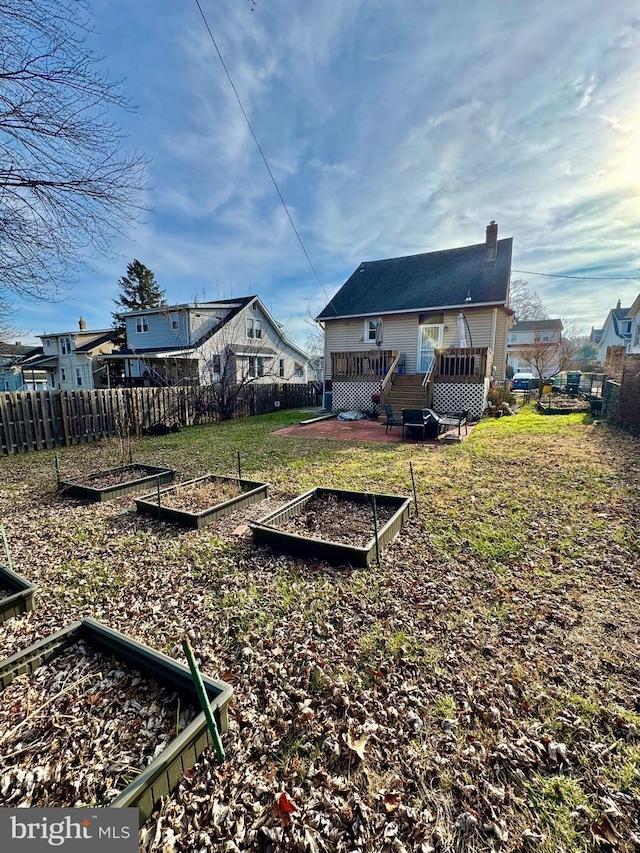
594;300;632;364
102;296;310;387
627;293;640;354
507;319;564;377
0;343;48;391
29;320;119;390
315;222;513;419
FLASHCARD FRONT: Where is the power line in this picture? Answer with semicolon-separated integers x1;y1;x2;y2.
513;269;640;281
193;0;334;315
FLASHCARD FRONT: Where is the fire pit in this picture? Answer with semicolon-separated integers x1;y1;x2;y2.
250;487;411;567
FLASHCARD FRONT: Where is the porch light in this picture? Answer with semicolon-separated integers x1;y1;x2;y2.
465;291;472;303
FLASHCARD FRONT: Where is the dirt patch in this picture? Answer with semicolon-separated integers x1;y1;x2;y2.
272;493;397;547
161;479;242;513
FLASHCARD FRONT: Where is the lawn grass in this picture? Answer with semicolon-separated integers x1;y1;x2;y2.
0;404;639;849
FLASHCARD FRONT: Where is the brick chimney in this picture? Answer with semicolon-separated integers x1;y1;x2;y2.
485;220;498;261
79;316;87;330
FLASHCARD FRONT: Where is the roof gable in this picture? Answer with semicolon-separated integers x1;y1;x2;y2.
317;237;512;321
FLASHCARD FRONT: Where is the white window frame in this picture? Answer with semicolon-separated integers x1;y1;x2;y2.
246;318;262;339
365;320;377;342
75;366;83;387
136;316;149;334
279;358;285;378
60;367;66;382
294;362;304;377
60;336;71;355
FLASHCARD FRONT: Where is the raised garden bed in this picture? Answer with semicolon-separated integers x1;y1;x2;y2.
0;564;35;623
0;618;232;821
135;474;269;528
250;487;411;567
59;463;175;502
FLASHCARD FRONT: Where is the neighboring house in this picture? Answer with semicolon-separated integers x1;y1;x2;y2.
0;342;48;391
33;319;119;390
102;296;310;387
627;293;640;354
594;300;632;364
315;222;513;419
506;319;564;378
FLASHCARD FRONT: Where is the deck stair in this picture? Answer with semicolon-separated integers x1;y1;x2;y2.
379;374;429;420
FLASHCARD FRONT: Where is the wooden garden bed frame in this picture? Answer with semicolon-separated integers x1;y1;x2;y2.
58;463;175;502
250;487;411;567
0;564;35;623
135;474;269;528
0;618;233;822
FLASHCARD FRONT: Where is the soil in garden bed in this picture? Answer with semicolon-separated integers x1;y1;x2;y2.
0;584;15;600
160;479;243;513
271;493;397;548
70;466;160;489
0;641;198;808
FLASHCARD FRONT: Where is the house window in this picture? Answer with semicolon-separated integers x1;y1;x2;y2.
45;339;51;349
60;336;71;355
279;358;285;378
75;367;83;387
294;362;304;377
634;325;640;347
60;367;66;382
248;356;265;378
136;317;149;333
171;315;179;330
246;318;262;339
209;354;221;375
365;320;377;342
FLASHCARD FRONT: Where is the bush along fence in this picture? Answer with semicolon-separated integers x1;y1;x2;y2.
0;383;317;456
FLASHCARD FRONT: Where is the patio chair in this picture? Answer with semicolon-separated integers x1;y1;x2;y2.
427;409;469;435
383;403;403;433
402;408;429;439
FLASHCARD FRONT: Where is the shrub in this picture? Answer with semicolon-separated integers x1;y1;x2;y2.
487;385;516;407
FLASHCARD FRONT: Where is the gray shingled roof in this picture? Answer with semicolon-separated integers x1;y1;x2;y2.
611;307;632;339
512;319;563;332
316;238;512;320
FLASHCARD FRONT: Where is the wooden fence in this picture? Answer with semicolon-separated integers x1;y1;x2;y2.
0;383;318;456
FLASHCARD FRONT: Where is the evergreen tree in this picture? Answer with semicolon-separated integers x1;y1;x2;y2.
112;260;165;343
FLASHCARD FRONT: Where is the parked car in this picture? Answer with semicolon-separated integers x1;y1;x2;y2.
510;373;539;391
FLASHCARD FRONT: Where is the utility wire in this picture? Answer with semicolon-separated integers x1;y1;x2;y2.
513;269;640;281
193;0;334;315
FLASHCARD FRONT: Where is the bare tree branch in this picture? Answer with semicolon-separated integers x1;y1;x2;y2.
0;0;148;309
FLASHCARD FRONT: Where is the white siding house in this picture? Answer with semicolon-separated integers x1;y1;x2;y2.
104;296;310;387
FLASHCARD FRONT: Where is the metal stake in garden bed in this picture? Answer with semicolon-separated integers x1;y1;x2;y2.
370;495;381;567
1;527;13;572
183;636;225;762
409;461;419;517
237;451;242;481
156;477;162;519
54;453;61;489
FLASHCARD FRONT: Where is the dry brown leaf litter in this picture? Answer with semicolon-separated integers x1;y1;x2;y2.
0;421;638;852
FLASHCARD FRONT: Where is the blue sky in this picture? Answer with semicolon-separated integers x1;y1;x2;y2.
12;0;640;346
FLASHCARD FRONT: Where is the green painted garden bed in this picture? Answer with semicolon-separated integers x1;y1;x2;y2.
0;618;232;822
0;564;35;623
59;463;175;502
135;474;269;528
250;487;411;567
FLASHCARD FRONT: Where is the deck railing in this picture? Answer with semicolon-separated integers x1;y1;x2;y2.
433;347;493;383
331;350;398;381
